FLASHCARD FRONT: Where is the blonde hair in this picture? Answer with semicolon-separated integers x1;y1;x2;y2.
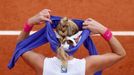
56;17;79;69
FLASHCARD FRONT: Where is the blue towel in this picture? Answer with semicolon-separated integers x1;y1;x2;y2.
8;16;102;75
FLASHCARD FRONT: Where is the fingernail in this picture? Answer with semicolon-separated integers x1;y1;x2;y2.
87;19;92;21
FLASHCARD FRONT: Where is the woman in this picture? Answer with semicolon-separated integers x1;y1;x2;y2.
17;9;126;75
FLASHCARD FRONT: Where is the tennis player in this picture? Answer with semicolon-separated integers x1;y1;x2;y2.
17;9;126;75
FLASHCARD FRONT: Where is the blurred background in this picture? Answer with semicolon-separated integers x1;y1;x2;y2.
0;0;134;75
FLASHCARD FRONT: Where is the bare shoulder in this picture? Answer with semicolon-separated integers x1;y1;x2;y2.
85;53;125;75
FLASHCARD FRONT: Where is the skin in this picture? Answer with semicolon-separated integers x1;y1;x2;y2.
17;9;126;75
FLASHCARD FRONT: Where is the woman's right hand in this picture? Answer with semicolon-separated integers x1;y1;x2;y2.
27;9;52;26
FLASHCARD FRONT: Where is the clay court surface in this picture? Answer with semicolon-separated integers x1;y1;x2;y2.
0;0;134;75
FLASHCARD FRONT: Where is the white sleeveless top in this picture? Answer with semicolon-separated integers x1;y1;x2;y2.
43;57;86;75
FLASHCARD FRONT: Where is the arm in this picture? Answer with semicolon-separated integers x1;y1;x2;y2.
83;18;126;74
17;9;51;75
17;9;51;43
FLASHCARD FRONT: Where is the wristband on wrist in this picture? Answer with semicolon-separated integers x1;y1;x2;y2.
23;22;33;32
102;29;112;41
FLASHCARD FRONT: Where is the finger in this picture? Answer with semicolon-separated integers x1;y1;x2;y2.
83;22;90;26
42;9;51;14
47;13;51;18
41;11;51;18
44;18;52;23
41;9;51;14
82;26;89;29
38;21;44;25
44;14;50;19
86;18;92;21
41;16;52;23
41;10;50;15
40;13;50;19
44;9;51;12
83;22;86;25
42;9;51;13
83;23;88;26
87;18;94;21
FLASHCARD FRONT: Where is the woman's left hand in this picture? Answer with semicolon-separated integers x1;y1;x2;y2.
82;18;107;34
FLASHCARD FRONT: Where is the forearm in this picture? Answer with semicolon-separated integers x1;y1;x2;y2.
83;19;126;72
17;20;34;43
108;36;126;57
17;9;51;43
17;30;30;43
99;26;126;57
